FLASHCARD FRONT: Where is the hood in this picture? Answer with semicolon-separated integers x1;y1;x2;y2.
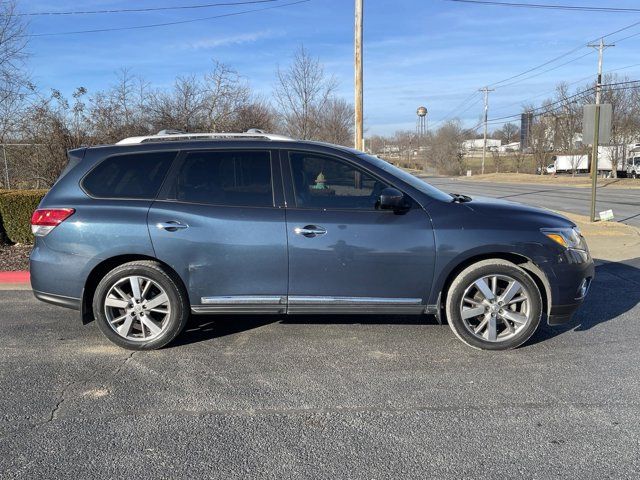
459;195;574;228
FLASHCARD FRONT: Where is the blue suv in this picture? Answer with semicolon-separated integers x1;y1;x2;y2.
30;132;594;350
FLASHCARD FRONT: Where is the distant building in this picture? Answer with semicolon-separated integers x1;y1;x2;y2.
462;139;501;151
498;142;520;153
520;112;533;149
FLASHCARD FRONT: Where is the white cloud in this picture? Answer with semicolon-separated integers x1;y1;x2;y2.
185;30;278;50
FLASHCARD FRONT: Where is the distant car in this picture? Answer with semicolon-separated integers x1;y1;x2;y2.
30;131;594;351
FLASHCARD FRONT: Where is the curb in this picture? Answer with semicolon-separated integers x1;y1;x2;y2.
0;271;30;284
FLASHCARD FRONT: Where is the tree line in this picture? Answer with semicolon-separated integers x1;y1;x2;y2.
0;2;353;187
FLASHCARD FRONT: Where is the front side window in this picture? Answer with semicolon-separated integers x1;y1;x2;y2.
173;150;273;207
83;151;176;199
289;152;389;210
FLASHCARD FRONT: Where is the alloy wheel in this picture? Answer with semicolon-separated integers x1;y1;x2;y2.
459;274;532;343
104;275;171;342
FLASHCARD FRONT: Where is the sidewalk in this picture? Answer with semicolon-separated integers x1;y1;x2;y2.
559;211;640;262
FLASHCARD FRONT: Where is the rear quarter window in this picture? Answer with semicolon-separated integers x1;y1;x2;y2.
82;151;176;199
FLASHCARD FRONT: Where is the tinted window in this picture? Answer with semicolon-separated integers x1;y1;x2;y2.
289;152;389;210
83;151;175;199
174;150;273;207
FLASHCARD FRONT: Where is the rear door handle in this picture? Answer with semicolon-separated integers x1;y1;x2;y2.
156;221;189;232
294;225;327;237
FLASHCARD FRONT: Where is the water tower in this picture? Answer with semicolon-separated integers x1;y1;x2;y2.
416;106;428;137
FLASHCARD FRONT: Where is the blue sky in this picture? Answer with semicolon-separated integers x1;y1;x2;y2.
20;0;640;135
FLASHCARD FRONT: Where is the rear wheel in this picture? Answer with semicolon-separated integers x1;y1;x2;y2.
93;261;189;350
445;259;542;350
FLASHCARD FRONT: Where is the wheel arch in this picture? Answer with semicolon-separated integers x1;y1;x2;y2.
436;252;552;320
81;254;188;324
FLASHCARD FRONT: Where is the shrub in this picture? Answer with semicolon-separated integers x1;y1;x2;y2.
0;190;48;244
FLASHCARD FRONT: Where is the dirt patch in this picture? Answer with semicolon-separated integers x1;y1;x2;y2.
0;243;31;271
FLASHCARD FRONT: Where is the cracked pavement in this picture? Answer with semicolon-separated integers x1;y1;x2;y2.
1;259;640;479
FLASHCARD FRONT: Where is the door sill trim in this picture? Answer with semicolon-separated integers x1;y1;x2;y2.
192;295;425;315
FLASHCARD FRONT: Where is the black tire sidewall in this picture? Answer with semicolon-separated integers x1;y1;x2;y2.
93;263;188;350
446;262;542;350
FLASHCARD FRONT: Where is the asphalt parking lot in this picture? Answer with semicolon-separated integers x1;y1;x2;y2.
1;257;640;479
427;177;640;226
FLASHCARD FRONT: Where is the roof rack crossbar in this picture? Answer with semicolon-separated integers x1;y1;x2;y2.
116;132;293;145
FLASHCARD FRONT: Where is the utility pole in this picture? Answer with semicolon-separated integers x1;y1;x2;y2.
587;38;614;221
354;0;363;151
480;87;494;175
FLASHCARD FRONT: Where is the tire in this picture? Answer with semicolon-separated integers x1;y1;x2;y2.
93;261;189;350
633;172;638;179
445;259;542;351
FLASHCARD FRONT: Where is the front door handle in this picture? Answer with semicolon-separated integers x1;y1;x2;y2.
294;225;327;238
156;221;189;232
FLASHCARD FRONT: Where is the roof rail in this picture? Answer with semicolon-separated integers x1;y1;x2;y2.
116;130;294;145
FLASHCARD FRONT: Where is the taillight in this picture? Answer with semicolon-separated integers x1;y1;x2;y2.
30;208;75;236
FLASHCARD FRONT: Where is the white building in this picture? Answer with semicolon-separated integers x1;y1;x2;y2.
462;139;502;151
498;142;520;153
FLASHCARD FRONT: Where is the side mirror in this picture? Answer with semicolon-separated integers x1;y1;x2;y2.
377;187;406;212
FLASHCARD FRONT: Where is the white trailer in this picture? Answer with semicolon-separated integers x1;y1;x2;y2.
546;153;617;175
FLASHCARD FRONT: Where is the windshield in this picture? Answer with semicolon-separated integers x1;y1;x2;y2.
357;153;453;203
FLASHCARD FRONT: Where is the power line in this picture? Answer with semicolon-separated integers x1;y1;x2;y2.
25;0;310;37
468;79;640;130
489;62;640;117
443;0;640;13
3;0;280;17
485;87;596;124
485;19;640;89
495;50;595;90
430;91;482;128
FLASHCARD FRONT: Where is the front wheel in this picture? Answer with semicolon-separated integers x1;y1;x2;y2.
93;261;189;350
445;259;542;350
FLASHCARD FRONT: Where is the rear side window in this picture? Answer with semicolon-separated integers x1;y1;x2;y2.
82;151;176;199
171;150;273;207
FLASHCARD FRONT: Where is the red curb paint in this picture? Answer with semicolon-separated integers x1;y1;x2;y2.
0;271;30;284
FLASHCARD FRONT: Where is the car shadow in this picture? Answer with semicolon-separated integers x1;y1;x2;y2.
170;312;440;348
529;257;640;344
171;258;640;348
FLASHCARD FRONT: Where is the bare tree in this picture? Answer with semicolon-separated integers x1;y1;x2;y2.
430;120;466;175
492;150;505;173
316;97;353;146
512;149;527;173
233;97;279;133
0;0;30;142
20;88;90;185
202;61;251;132
148;75;207;132
274;45;337;139
494;122;519;144
89;69;152;143
529;116;553;175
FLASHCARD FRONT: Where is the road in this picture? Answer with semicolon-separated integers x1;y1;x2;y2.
425;177;640;226
1;259;640;479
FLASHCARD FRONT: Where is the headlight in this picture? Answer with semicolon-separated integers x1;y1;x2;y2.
541;227;585;250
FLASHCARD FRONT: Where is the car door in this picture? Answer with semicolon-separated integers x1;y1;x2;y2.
282;150;436;314
148;148;288;313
